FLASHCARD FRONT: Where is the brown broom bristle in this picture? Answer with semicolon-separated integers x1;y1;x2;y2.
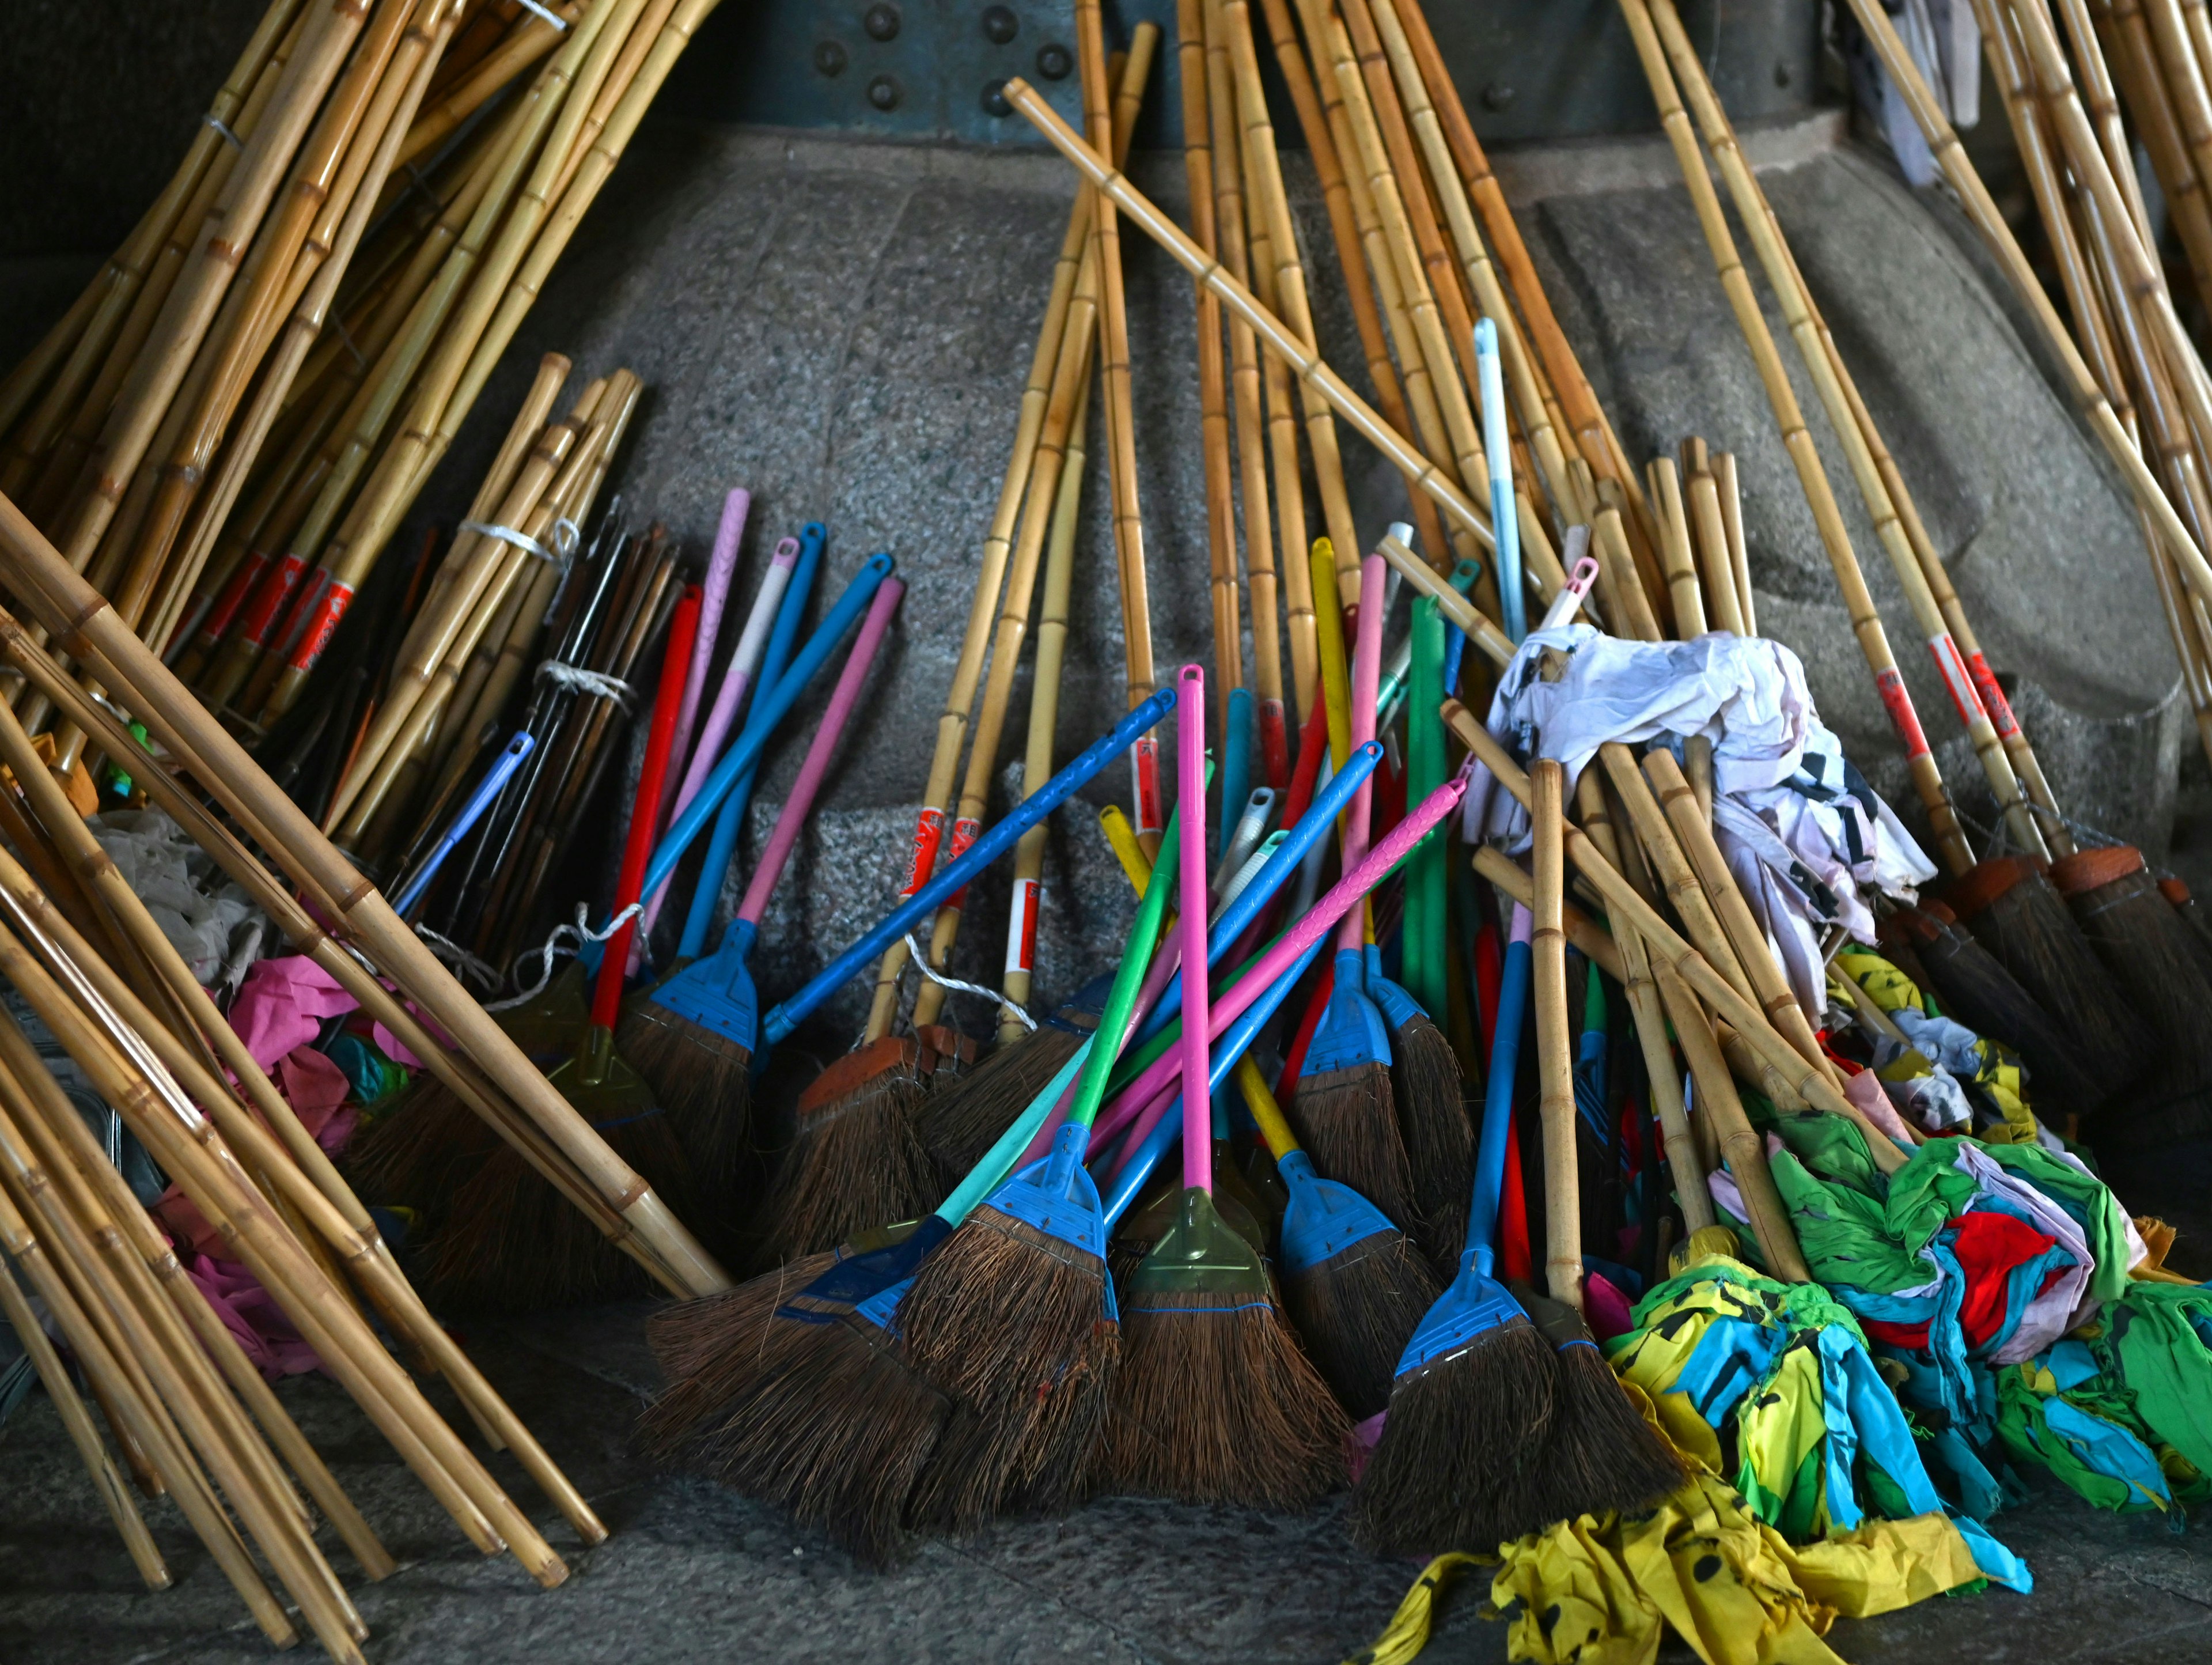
1388;1011;1475;1274
427;1106;704;1310
1518;1290;1682;1534
687;1305;951;1565
1097;1289;1347;1507
917;1015;1087;1191
1282;1230;1443;1420
344;1072;500;1213
1885;902;2109;1115
896;1206;1118;1530
614;998;753;1211
641;1248;842;1447
1948;858;2160;1102
2051;848;2212;1100
753;1037;941;1265
1350;1312;1558;1555
1285;1062;1423;1238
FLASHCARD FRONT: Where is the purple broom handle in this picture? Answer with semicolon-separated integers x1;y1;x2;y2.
735;580;904;928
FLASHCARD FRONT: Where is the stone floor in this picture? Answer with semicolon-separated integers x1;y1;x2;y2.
0;1295;2207;1665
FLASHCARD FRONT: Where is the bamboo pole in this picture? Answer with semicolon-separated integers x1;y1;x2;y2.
1530;760;1585;1307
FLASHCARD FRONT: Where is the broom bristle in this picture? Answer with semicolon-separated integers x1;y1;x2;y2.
427;1107;702;1310
897;1206;1117;1530
1098;1289;1347;1506
344;1073;501;1213
1287;1062;1424;1238
616;998;755;1202
1350;1315;1558;1554
1892;903;2109;1114
688;1307;950;1565
754;1040;940;1265
2053;854;2212;1100
1389;1012;1475;1273
642;1249;842;1447
1282;1230;1444;1419
1951;860;2158;1097
1535;1339;1685;1531
917;1020;1084;1191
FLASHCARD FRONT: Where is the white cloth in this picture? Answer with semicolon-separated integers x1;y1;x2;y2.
89;809;266;987
1467;627;1935;946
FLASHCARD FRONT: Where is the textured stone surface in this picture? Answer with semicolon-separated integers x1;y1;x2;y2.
2;1302;2210;1664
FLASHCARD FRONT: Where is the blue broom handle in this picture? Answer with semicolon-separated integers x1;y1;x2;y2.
1100;932;1329;1226
1130;740;1380;1049
675;528;824;959
762;686;1177;1043
636;551;893;906
1469;904;1533;1281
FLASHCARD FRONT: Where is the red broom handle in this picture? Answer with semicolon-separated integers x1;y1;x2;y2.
592;586;702;1031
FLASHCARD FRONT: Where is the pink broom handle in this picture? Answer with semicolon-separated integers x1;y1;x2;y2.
1336;551;1387;954
665;488;750;822
733;579;906;929
1176;665;1211;1194
635;526;791;949
1090;772;1468;1152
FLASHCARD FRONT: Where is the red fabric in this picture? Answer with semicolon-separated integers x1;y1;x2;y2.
1474;921;1502;1056
1501;1102;1532;1285
1281;683;1332;828
1373;747;1407;842
1861;1316;1932;1350
1949;1210;2058;1352
1275;958;1335;1107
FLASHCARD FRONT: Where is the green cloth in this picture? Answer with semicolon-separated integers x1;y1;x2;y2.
2101;1284;2212;1481
1765;1148;1928;1295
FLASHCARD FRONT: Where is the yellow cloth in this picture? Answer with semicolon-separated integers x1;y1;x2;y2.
1339;1553;1494;1665
1832;949;1924;1017
1733;1343;1828;1539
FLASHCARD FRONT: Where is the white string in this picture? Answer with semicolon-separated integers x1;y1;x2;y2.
415;924;502;991
902;931;1036;1030
486;900;642;1011
204;114;244;148
458;519;557;563
514;0;570;28
533;657;634;709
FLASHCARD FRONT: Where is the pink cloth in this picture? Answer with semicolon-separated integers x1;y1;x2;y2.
230;955;450;1070
1840;1065;1919;1148
1584;1272;1635;1342
180;1250;321;1380
276;1045;359;1155
1346;1411;1387;1485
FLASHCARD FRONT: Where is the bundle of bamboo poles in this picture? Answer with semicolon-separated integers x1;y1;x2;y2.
0;0;718;768
0;596;616;1658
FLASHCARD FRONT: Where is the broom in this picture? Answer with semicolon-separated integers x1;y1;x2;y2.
1352;899;1555;1555
2048;845;2212;1132
734;688;1178;1262
1291;551;1422;1233
1521;757;1682;1527
1237;1054;1441;1419
1946;856;2160;1102
619;572;903;1212
426;582;705;1308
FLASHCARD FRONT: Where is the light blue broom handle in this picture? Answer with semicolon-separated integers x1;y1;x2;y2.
1469;904;1533;1281
675;529;824;960
762;686;1177;1043
394;731;533;915
1476;318;1524;644
636;551;893;906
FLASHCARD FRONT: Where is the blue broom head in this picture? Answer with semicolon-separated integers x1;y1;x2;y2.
1363;943;1427;1032
649;919;760;1050
777;1215;950;1319
1274;1149;1398;1277
1391;1246;1530;1379
1302;947;1395;1077
979;1119;1117;1319
852;1273;915;1337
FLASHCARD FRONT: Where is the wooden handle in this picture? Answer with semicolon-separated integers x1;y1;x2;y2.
1531;759;1583;1308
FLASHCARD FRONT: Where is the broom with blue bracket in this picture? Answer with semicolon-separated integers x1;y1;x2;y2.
737;688;1179;1262
1351;896;1556;1555
618;564;893;1214
1290;551;1422;1236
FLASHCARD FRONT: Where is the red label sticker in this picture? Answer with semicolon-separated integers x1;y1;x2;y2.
1132;735;1163;835
1967;649;2021;740
902;807;946;896
1004;876;1040;977
1875;666;1931;759
197;550;270;645
1926;632;1985;727
285;580;357;675
238;555;307;648
945;816;982;910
